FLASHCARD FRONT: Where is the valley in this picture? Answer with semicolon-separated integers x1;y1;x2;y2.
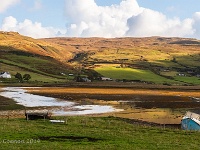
0;32;200;85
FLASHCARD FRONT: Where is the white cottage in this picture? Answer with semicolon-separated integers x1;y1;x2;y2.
0;72;11;78
101;77;113;81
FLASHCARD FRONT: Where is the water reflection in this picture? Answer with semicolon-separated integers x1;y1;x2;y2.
112;107;183;124
1;87;199;125
0;87;122;115
54;105;120;116
0;87;75;107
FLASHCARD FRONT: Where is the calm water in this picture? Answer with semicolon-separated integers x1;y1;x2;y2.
0;87;199;124
0;87;123;116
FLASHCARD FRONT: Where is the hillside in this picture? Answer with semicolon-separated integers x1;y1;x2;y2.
44;36;200;85
0;32;75;84
0;31;200;85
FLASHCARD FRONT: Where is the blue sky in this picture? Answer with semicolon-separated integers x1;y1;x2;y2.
137;0;200;19
0;0;200;39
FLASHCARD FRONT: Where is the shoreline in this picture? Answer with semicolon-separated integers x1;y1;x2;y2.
0;85;200;125
1;81;200;90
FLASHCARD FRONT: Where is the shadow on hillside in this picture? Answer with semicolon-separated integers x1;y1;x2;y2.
151;53;200;73
0;46;74;78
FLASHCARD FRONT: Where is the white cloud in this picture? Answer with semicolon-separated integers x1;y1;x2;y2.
1;16;66;38
192;12;200;39
1;0;200;39
64;0;143;37
64;0;200;39
0;0;20;13
126;9;194;37
1;16;18;30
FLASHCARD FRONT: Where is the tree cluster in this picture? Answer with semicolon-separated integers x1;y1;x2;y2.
15;72;31;82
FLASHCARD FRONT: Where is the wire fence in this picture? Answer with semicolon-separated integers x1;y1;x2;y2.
0;109;51;119
0;110;25;119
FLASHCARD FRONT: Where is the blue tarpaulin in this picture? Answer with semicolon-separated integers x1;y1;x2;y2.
181;111;200;130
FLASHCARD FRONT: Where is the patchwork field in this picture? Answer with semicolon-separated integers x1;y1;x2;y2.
1;32;200;85
94;65;178;84
1;30;200;150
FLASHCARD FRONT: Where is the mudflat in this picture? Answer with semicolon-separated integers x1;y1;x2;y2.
26;87;200;124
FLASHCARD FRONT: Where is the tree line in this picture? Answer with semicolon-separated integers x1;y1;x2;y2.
15;72;31;82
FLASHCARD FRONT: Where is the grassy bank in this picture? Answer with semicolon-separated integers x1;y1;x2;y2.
0;117;199;150
0;96;24;110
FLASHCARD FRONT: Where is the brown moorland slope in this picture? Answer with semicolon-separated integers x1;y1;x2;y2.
1;31;200;85
1;31;200;65
0;31;73;62
44;36;200;68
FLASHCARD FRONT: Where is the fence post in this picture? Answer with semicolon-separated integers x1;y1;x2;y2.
65;117;68;124
7;111;10;120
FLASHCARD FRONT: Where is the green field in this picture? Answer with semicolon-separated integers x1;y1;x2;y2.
0;117;199;150
0;51;74;84
94;64;200;85
174;76;200;85
1;35;200;85
95;66;179;84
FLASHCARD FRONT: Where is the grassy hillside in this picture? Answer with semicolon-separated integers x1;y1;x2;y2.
94;65;178;84
45;36;200;85
0;50;74;84
1;32;200;85
0;32;77;84
0;117;200;150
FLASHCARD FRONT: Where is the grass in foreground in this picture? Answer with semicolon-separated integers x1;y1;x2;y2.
0;116;199;150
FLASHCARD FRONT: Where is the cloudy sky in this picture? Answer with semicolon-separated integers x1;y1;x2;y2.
1;0;200;39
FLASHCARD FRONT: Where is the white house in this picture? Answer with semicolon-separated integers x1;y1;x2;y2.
0;72;11;78
101;77;113;81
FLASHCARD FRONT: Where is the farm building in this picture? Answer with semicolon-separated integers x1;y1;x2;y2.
101;77;113;81
82;77;91;82
0;72;11;78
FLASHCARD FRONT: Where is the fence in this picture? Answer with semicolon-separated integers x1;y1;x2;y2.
0;110;25;119
0;109;51;119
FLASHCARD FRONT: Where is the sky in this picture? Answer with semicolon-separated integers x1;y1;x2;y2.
0;0;200;39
